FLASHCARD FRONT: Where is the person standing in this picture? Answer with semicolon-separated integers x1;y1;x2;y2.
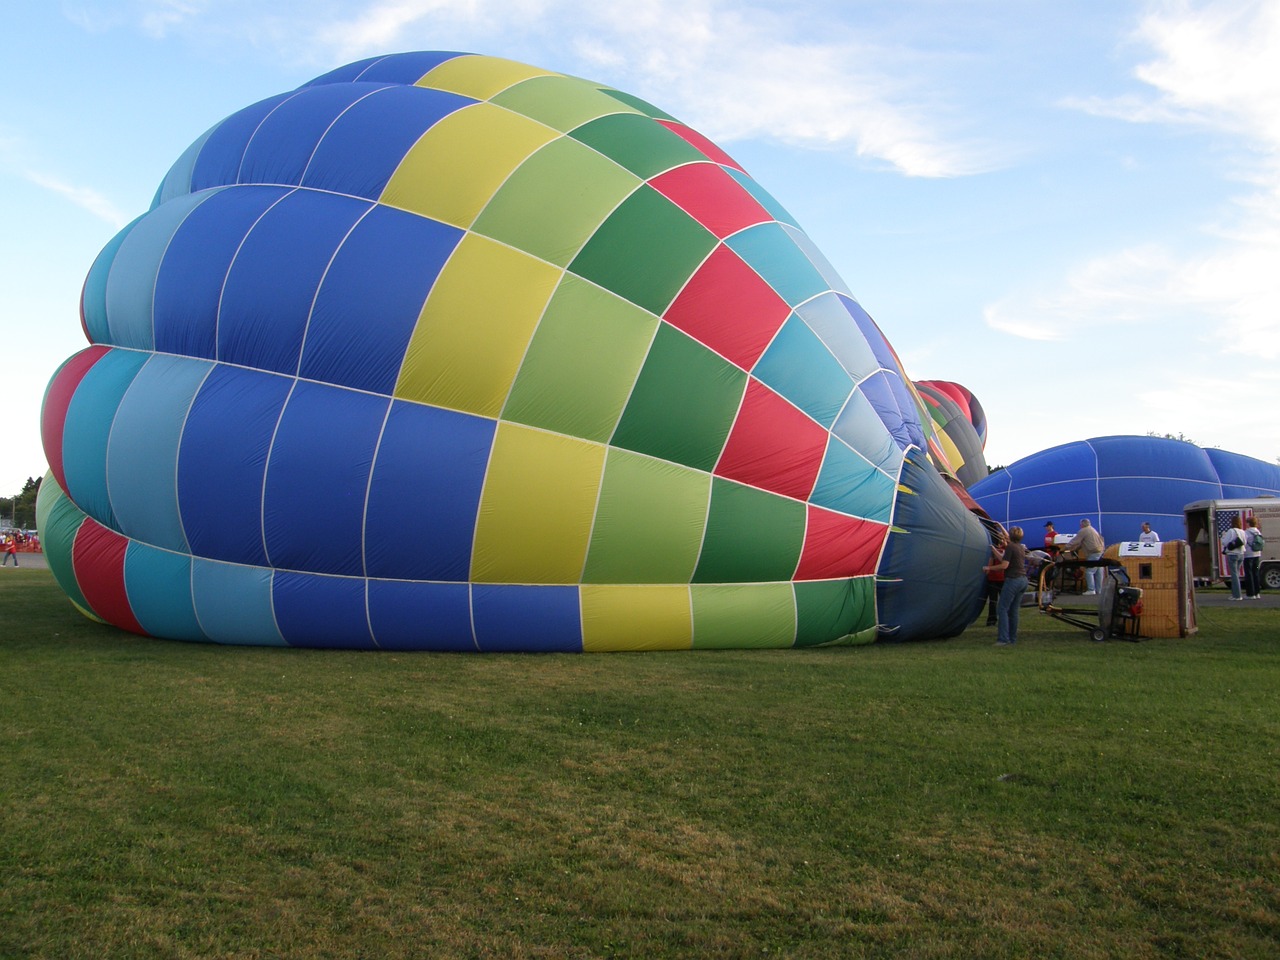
1138;522;1160;544
1;535;18;567
1025;548;1052;604
1041;520;1060;594
1243;517;1264;598
984;540;1006;626
985;526;1029;646
1066;518;1105;595
1221;516;1247;600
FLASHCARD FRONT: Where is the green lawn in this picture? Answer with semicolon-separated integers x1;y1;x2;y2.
2;567;1277;959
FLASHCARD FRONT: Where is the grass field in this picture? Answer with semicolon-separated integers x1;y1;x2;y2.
2;567;1277;959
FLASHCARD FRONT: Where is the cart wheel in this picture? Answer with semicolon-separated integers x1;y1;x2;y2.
1263;564;1280;591
1090;628;1107;643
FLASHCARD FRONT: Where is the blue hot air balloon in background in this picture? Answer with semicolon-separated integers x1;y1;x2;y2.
969;435;1280;544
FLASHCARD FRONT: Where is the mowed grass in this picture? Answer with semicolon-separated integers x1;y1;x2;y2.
1;568;1277;959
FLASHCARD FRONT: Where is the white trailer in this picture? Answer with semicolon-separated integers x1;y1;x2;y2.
1183;498;1280;590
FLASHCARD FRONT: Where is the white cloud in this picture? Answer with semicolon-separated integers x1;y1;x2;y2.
0;132;129;227
993;0;1280;360
1066;1;1280;134
22;170;129;228
984;244;1189;340
60;3;123;33
1135;368;1278;454
1133;0;1280;142
592;17;998;178
288;0;999;178
62;0;1005;177
981;299;1064;341
985;219;1280;361
139;0;206;39
309;0;487;54
63;0;205;36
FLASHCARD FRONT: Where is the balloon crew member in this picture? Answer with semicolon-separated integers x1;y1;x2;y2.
1042;520;1059;556
1065;518;1105;595
985;527;1029;646
984;539;1006;626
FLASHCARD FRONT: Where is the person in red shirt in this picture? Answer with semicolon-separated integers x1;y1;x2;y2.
1043;520;1059;556
984;542;1005;626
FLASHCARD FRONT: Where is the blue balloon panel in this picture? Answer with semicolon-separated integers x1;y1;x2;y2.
263;380;390;576
154;186;287;360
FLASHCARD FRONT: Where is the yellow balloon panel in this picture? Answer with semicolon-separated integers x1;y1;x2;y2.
581;584;693;652
419;55;557;100
472;422;606;584
932;420;965;477
381;103;559;228
396;234;562;417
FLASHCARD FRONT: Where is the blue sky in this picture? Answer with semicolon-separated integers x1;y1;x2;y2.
4;0;1278;496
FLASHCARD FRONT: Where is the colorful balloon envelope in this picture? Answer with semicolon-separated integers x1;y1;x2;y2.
914;380;988;489
39;51;989;651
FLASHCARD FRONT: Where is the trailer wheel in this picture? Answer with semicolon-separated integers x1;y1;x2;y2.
1263;564;1280;591
1090;628;1107;643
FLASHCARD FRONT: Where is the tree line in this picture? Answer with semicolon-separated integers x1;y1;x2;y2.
3;476;41;530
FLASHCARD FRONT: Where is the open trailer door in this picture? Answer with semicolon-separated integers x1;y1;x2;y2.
1184;497;1280;588
1183;500;1217;584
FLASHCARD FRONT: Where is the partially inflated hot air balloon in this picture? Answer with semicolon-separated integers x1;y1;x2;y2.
914;380;988;488
39;51;990;651
970;435;1280;543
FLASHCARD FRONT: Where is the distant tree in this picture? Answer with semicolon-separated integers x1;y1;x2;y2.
3;476;41;530
1146;431;1197;445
